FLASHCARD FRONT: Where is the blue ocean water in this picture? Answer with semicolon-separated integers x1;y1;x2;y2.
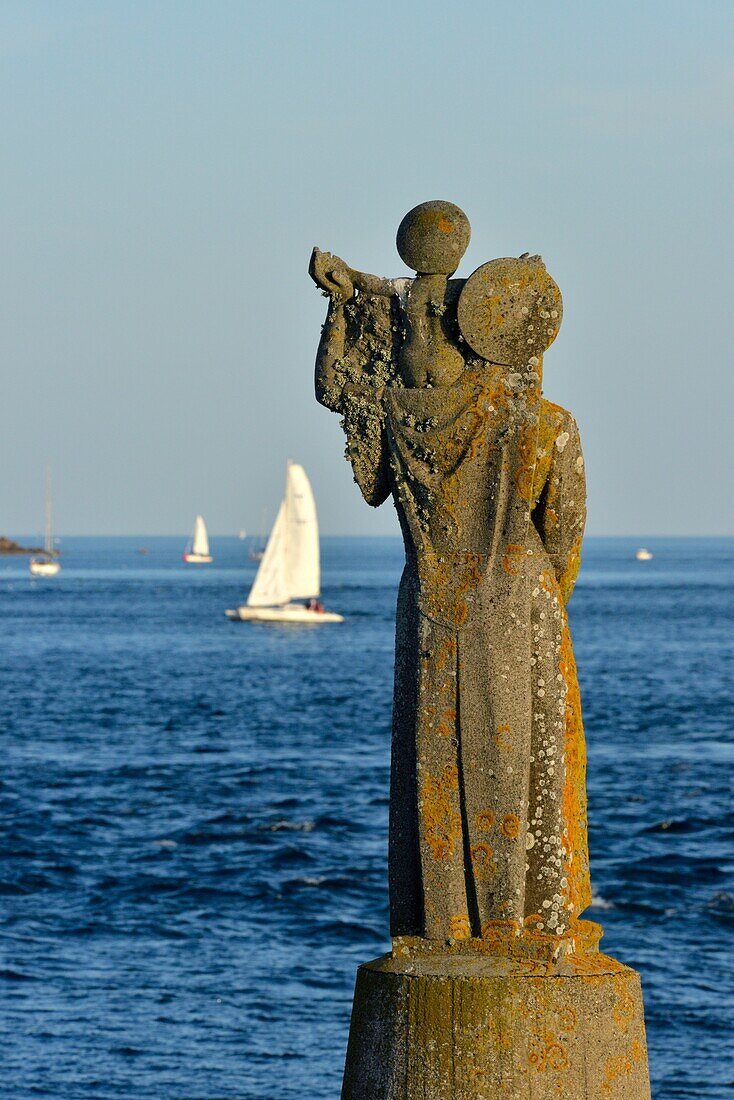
1;536;732;1100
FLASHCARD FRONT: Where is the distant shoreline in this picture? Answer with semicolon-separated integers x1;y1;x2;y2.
0;537;46;555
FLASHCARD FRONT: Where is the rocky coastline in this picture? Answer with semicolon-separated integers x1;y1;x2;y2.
0;536;46;555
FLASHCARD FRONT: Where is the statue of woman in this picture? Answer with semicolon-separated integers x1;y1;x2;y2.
309;202;592;953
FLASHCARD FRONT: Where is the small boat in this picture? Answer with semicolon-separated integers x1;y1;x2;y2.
29;467;60;577
29;557;60;577
635;548;653;561
238;529;247;540
226;461;343;623
249;508;267;560
183;515;212;563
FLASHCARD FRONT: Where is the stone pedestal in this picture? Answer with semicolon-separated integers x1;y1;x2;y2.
341;939;651;1100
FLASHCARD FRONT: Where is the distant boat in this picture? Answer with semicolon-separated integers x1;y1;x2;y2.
635;548;653;561
226;462;343;623
183;515;212;563
29;467;60;577
249;508;267;560
238;529;247;540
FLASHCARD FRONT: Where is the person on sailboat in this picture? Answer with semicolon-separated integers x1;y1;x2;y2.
306;598;325;614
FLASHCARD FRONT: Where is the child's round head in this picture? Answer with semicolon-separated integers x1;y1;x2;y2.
396;201;471;275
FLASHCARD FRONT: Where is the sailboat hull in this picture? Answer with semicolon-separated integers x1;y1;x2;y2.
29;558;60;577
183;553;213;563
225;604;343;624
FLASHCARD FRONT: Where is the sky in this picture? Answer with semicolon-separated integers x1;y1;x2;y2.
0;0;732;538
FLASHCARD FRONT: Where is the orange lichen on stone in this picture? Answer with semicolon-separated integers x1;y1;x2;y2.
455;552;484;605
470;843;497;881
433;636;457;672
567;952;628;976
480;918;523;945
558;533;583;603
435;708;453;734
448;913;471;940
543;505;559;530
494;723;513;752
612;976;637;1031
558;616;591;916
601;1052;635;1094
476;810;495;832
419;549;486;627
539;568;558;595
420;764;461;861
528;1029;569;1073
502;543;525;576
515;420;541;502
501;813;521;839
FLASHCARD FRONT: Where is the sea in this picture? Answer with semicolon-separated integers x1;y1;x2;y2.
1;536;733;1100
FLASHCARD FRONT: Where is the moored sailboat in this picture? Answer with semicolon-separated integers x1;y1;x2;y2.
183;515;212;563
29;467;60;577
225;462;343;623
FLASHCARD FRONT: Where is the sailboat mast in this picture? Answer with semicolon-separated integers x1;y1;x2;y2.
45;466;53;556
284;459;291;575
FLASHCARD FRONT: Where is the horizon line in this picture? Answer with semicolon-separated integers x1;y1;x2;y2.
7;532;734;541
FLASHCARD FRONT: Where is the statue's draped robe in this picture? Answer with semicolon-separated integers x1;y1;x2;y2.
327;295;590;942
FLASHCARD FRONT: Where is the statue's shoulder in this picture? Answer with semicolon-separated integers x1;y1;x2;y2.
539;399;581;455
540;397;578;433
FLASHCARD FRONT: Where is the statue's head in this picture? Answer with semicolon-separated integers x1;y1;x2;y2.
396;200;471;275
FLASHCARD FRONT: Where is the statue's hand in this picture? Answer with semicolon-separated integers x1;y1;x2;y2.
309;248;354;302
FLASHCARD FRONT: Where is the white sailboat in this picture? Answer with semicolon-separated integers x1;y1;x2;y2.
29;467;60;577
635;547;653;561
226;462;343;623
183;515;213;563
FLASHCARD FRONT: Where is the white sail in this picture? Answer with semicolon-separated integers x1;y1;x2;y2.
192;515;210;557
285;463;320;599
245;463;320;608
247;502;289;607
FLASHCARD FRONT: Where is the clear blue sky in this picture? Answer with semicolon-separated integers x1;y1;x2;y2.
1;1;732;537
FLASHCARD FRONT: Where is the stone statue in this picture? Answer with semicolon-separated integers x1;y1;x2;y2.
309;202;651;1099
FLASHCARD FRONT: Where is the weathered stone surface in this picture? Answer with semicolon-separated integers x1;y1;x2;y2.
457;256;563;364
342;949;651;1100
396;199;471;275
309;201;652;1098
311;217;588;940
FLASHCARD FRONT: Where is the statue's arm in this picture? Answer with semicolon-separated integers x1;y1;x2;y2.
311;248;397;411
309;246;399;300
314;297;348;411
310;252;392;509
347;268;397;298
341;386;391;508
533;413;586;603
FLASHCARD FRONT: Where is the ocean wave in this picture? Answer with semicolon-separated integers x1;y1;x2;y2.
259;820;315;833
